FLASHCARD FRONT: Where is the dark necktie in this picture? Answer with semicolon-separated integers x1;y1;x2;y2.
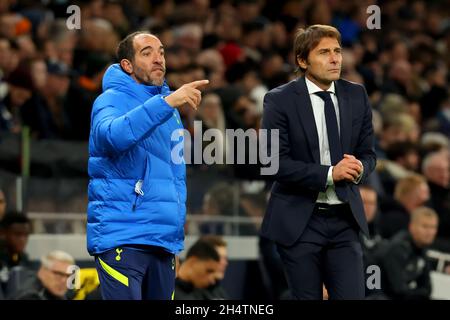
314;91;347;201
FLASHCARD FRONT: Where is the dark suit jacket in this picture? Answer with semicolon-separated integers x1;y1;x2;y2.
261;76;376;246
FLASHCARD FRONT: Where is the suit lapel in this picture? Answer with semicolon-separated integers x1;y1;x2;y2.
294;77;321;163
335;80;352;154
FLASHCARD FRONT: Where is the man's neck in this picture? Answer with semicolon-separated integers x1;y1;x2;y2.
305;74;332;91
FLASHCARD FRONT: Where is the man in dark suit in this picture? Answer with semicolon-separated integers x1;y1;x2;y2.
261;25;376;300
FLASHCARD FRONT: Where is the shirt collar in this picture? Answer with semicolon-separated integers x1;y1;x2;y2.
305;76;335;95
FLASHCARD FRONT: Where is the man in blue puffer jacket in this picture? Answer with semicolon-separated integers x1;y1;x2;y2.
87;31;208;300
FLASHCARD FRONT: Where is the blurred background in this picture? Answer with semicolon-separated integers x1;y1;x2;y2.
0;0;449;300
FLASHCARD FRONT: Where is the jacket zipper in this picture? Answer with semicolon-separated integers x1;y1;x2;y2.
132;179;144;211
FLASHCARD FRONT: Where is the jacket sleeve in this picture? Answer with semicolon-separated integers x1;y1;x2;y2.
354;85;377;184
91;94;174;155
261;92;329;192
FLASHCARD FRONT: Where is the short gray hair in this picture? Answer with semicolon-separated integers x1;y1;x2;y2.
422;150;449;173
40;250;75;269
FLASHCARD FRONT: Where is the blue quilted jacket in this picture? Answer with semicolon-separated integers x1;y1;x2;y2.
87;64;186;255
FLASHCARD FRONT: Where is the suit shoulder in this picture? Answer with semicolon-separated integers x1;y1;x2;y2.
338;78;367;93
265;79;298;100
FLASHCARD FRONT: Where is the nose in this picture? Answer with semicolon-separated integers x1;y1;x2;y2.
330;53;338;64
153;51;164;64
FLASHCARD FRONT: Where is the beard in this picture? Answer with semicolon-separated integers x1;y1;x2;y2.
134;65;166;86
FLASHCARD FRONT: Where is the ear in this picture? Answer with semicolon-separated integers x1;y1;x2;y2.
297;56;308;71
120;59;133;74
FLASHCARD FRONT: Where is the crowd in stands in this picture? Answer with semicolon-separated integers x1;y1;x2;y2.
0;0;449;299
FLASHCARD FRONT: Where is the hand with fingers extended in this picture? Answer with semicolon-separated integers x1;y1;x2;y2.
164;79;209;110
332;154;363;182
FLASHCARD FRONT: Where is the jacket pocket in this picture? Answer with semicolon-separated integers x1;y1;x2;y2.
132;179;144;211
131;154;151;211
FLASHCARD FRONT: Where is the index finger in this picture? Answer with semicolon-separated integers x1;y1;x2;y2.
186;79;209;89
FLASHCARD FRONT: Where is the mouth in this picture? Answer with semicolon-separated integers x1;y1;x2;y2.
152;67;165;73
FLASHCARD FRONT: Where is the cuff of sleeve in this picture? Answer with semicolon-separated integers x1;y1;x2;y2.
159;95;174;110
353;161;364;184
327;166;334;186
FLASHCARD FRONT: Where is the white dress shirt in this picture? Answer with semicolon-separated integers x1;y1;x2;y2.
305;77;344;204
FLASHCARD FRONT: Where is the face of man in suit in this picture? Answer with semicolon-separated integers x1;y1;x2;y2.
297;37;342;90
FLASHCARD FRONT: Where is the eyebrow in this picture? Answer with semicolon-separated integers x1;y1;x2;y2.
318;47;341;52
140;45;164;53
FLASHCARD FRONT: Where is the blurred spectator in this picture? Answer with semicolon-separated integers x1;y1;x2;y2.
139;0;174;31
29;57;47;92
341;48;364;84
419;131;449;155
0;12;31;39
378;94;413;120
238;192;265;235
380;207;438;300
195;49;227;89
225;60;268;115
10;250;75;300
174;23;204;54
376;113;419;159
0;37;14;76
78;18;118;58
259;52;290;89
64;53;110;140
359;184;388;298
378;175;430;239
421;150;450;252
197;92;226;134
103;0;129;38
201;235;229;299
45;19;77;67
3;63;34;133
175;238;221;300
236;0;266;24
382;59;421;100
0;212;32;292
0;212;31;268
195;92;228;163
15;34;36;60
214;85;246;130
377;141;420;195
386;142;420;172
199;182;235;235
20;60;72;139
360;185;381;240
420;64;448;124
